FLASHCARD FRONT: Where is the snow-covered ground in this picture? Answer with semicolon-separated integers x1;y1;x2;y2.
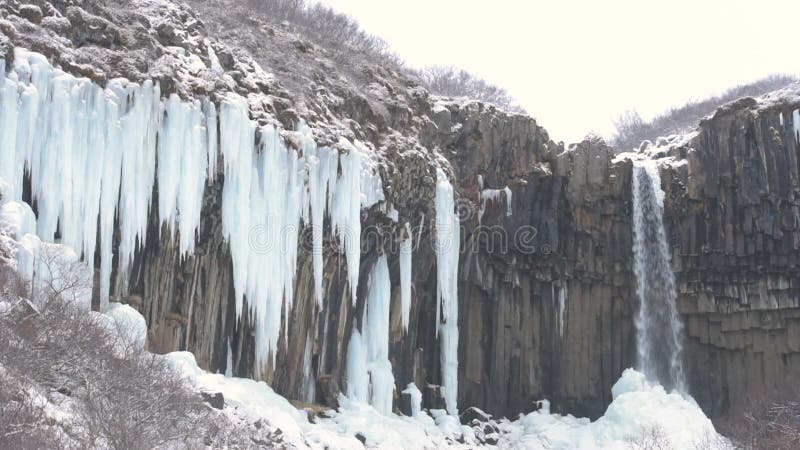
165;348;728;449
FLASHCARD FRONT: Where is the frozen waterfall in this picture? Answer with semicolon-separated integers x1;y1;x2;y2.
435;168;460;415
0;48;385;370
345;255;395;415
631;160;686;392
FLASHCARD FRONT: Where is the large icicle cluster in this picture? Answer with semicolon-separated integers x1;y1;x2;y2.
345;255;395;415
0;49;166;310
0;49;386;369
435;169;460;416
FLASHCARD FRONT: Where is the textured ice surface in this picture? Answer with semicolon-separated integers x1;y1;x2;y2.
0;50;386;368
435;169;460;415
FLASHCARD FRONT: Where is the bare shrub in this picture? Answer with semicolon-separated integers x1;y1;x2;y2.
236;0;395;64
717;387;800;450
625;425;673;450
416;65;526;113
34;244;93;309
0;259;272;448
190;0;524;112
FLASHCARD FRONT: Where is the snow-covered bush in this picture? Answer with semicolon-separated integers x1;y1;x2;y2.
0;261;272;449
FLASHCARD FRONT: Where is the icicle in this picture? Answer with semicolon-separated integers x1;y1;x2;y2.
345;255;395;414
158;95;187;235
168;98;209;255
558;284;567;337
346;329;369;403
300;122;336;307
248;124;304;365
331;138;362;302
225;338;234;377
0;65;20;201
358;140;385;209
302;336;316;403
402;383;422;417
504;186;513;216
479;186;512;222
220;94;255;321
204;99;219;180
99;81;125;309
118;80;160;277
434;168;460;416
364;255;394;414
399;222;413;332
793;109;800;144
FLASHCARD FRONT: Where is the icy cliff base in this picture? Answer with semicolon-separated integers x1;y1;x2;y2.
168;350;727;449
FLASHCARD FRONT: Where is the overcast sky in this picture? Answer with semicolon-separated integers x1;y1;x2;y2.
318;0;800;143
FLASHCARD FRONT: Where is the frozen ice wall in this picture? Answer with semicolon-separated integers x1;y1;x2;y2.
0;48;386;371
345;255;395;414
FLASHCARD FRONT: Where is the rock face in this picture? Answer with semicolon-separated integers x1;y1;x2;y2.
1;0;798;422
659;99;800;417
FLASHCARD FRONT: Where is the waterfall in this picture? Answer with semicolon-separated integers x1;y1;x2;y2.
631;160;686;392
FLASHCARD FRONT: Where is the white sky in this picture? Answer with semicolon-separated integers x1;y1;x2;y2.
318;0;800;143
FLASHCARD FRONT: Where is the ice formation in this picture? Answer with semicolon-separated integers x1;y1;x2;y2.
345;255;395;415
0;199;92;311
631;160;686;392
402;383;423;417
0;49;385;369
171;349;728;450
556;284;567;337
399;222;413;332
793;109;800;142
435;169;460;415
503;369;725;449
478;186;513;222
302;335;317;403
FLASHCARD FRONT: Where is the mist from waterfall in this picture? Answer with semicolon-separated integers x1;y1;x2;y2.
631;160;687;393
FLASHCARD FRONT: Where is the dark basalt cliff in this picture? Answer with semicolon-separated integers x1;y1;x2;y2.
2;0;798;421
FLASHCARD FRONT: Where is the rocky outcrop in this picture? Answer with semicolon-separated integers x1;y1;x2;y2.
658;96;800;417
2;0;798;423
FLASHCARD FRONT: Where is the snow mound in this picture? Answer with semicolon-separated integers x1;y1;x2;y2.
166;351;310;446
501;368;727;449
0;201;37;240
106;303;148;351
